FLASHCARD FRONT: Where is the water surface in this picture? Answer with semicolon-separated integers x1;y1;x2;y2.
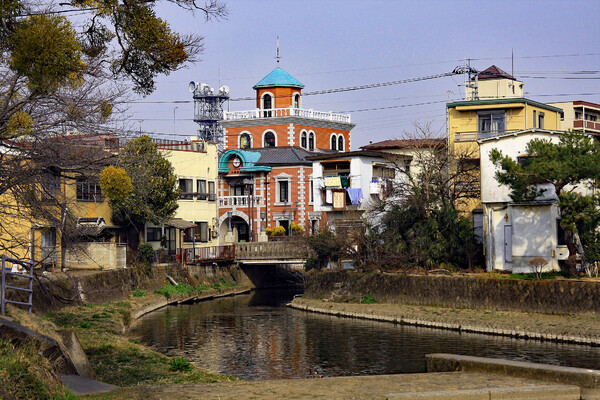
133;289;600;380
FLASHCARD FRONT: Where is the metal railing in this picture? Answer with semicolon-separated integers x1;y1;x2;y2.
218;195;263;207
454;129;520;142
223;107;352;123
1;255;34;316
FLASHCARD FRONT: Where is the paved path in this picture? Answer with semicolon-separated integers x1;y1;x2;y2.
91;372;579;400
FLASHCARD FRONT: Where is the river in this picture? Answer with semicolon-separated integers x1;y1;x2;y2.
132;288;600;380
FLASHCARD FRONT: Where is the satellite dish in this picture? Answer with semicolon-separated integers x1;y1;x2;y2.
208;87;214;95
219;85;230;96
200;83;210;94
188;81;197;93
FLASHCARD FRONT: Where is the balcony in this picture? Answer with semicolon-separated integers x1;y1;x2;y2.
573;119;600;132
223;107;352;124
454;130;521;142
219;195;263;207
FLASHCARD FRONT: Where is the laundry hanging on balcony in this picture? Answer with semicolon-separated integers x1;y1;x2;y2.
324;176;342;188
346;188;363;205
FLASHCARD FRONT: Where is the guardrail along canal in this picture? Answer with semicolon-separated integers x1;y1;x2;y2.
132;289;600;380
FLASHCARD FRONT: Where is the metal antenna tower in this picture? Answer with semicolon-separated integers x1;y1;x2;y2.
189;81;230;151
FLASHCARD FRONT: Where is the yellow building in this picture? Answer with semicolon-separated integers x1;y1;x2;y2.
447;65;563;216
145;139;220;259
0;135;124;270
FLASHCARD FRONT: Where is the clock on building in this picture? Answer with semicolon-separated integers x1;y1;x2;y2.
232;157;241;168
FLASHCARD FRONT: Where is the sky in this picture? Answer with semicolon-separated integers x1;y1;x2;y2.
127;0;600;150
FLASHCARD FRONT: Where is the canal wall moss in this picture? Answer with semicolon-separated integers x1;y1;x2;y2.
304;271;600;315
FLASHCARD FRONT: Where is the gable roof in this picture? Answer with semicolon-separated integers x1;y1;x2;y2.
253;67;305;90
476;65;516;81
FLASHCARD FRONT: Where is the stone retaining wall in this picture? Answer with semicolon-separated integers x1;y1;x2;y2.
304;271;600;315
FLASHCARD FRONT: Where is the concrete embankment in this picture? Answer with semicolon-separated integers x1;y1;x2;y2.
290;297;600;346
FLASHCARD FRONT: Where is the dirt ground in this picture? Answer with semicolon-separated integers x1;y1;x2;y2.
292;297;600;341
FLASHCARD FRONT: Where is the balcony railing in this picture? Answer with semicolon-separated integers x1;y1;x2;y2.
454;130;520;142
573;120;600;131
223;107;351;123
219;195;263;207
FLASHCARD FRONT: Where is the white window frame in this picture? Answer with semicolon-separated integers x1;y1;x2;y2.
262;130;277;147
274;173;292;205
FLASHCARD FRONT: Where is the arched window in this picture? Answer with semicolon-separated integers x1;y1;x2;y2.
308;132;315;151
300;132;307;149
263;94;272;117
240;133;251;149
338;135;344;151
264;131;276;147
331;135;337;151
293;93;300;108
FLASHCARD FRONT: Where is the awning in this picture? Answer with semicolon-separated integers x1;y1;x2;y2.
165;218;196;230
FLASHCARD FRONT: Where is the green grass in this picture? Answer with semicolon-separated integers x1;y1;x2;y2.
360;294;377;304
503;271;569;280
132;289;146;297
0;339;79;400
42;300;234;388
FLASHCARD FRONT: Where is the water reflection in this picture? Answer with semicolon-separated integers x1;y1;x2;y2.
133;289;600;380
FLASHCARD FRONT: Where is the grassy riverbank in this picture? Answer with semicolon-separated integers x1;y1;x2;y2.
2;283;249;399
291;297;600;344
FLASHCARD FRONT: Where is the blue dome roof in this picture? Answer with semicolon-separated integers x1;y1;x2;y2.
253;67;304;89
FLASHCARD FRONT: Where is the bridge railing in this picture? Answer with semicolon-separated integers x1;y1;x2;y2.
234;241;313;260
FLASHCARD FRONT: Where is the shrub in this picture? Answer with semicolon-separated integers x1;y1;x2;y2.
132;288;146;297
360;294;376;304
169;357;192;372
291;223;304;235
138;243;154;263
266;226;286;236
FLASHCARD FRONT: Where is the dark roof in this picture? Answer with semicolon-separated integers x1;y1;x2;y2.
360;138;446;150
446;98;564;113
250;147;317;166
476;65;516;81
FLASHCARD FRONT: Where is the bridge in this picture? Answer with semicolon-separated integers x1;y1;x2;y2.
185;241;313;266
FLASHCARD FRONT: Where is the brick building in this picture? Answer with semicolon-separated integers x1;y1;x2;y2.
217;67;355;242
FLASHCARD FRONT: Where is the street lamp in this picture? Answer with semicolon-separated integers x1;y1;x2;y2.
260;211;266;232
227;211;232;232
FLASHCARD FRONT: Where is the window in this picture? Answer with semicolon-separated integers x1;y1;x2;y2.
587;114;598;122
575;111;582;120
41;173;59;201
146;227;162;242
183;222;209;243
308;132;315;151
310;179;314;203
293;93;300;108
197;179;207;200
263;94;272;117
240;133;251;149
331;135;337;150
301;131;307;149
208;181;216;201
264;131;276;147
533;110;537;128
478;111;505;135
179;178;193;199
373;165;395;179
278;180;289;203
77;179;103;202
538;112;544;129
338;136;344;151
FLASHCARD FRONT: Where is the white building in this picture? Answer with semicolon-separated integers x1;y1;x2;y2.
479;129;572;273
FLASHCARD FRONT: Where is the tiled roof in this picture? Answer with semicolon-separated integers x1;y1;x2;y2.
250;147;316;165
476;65;516;81
253;67;305;89
360;138;446;150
